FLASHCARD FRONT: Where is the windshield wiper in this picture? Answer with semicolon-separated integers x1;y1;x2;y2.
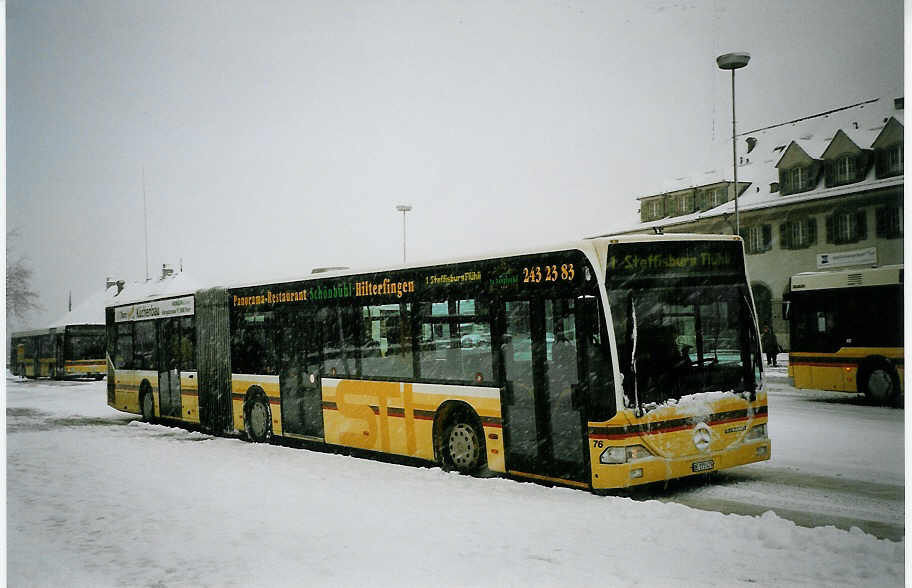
630;297;643;417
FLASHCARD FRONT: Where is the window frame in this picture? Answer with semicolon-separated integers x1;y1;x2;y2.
779;217;817;250
826;209;867;245
875;205;903;239
740;224;772;255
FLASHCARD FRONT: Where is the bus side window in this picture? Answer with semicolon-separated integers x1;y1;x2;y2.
133;321;156;370
231;311;276;375
180;316;196;370
318;306;359;377
417;299;492;383
360;303;413;379
115;324;134;369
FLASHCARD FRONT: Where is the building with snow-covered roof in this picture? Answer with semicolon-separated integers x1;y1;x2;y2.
598;96;904;349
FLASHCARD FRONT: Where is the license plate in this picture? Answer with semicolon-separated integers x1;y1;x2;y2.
691;459;714;473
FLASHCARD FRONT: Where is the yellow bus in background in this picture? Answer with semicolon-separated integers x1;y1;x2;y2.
10;325;106;380
106;235;770;490
787;265;903;406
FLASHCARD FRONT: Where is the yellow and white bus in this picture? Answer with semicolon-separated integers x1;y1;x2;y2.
10;325;107;380
106;234;770;490
787;265;903;406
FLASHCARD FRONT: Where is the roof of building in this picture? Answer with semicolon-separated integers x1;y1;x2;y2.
618;96;904;234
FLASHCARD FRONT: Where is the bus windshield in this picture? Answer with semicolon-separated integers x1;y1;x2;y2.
605;241;762;411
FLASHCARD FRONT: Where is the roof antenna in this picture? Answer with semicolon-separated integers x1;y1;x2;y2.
142;166;150;282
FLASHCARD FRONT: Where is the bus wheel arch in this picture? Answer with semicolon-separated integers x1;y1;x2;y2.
243;386;273;442
434;401;487;474
139;379;155;422
857;356;900;406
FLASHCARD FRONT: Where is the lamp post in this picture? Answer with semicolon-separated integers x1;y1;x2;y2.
396;204;412;263
716;51;750;236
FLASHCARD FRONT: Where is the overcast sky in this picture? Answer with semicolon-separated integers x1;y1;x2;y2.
5;0;905;330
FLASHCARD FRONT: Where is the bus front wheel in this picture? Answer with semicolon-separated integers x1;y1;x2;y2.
441;413;485;474
859;360;900;407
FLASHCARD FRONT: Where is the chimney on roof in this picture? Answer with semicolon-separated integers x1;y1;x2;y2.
106;277;125;295
895;97;904;110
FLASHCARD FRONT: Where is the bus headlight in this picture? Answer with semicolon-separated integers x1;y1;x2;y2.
745;424;767;441
600;446;626;464
625;445;653;461
600;444;653;464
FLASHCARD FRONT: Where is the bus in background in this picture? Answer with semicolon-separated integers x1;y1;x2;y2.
787;265;903;406
10;324;107;380
106;234;770;491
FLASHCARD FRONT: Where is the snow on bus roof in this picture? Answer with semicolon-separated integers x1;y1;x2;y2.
106;272;205;308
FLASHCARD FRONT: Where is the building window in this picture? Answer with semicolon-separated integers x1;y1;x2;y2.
833;155;856;184
888;144;903;172
740;224;772;254
876;206;903;239
826;209;867;245
876;143;903;178
781;166;811;194
642;199;664;220
779;218;817;250
706;187;727;208
674;194;692;216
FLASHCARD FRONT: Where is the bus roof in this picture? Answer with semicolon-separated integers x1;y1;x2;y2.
106;233;745;306
790;264;903;292
219;234;744;292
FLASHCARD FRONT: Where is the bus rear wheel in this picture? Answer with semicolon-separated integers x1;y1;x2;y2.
245;393;273;443
442;418;485;474
140;390;155;422
860;361;900;407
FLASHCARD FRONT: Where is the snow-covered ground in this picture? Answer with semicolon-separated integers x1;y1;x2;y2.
6;369;905;587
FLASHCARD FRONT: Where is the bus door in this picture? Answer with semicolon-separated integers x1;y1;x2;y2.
54;333;64;378
500;298;589;484
278;311;324;439
158;318;183;418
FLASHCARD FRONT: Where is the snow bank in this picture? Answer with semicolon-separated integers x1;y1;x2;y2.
6;380;904;587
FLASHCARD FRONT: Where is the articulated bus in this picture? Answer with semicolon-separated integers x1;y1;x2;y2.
10;325;107;379
787;265;903;406
106;234;770;490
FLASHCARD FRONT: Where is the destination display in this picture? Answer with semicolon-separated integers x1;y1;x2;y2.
605;241;744;284
114;295;195;323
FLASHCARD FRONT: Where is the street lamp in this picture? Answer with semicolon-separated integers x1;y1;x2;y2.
396;204;412;263
717;51;750;236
